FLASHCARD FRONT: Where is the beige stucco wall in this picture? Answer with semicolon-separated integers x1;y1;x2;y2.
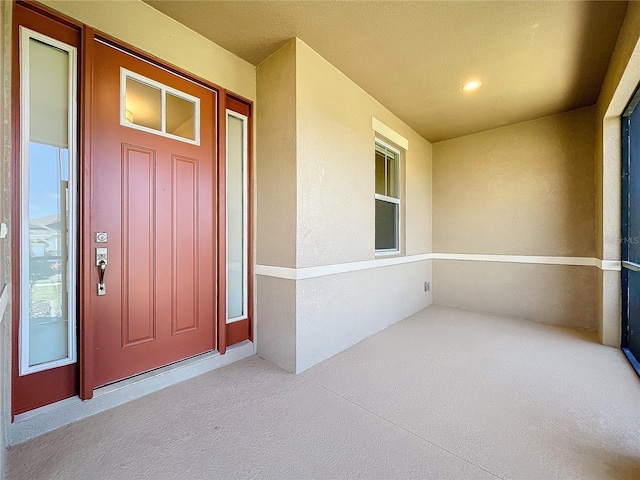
432;107;597;329
256;39;297;268
295;39;432;266
297;261;432;372
595;1;640;346
254;40;298;370
256;276;297;372
433;261;596;330
294;39;432;370
433;107;595;257
256;39;433;372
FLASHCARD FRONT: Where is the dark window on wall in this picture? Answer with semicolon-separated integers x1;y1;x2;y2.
375;141;400;253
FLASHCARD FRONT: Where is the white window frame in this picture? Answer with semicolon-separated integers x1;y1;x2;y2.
226;109;249;323
19;27;78;375
120;68;201;146
375;138;401;256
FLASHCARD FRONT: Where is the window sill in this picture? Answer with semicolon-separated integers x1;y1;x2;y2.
375;250;402;258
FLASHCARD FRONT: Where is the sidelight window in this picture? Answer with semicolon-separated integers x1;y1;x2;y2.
226;110;248;322
19;28;78;375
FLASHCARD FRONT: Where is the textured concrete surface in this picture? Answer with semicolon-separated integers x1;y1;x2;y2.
7;305;640;479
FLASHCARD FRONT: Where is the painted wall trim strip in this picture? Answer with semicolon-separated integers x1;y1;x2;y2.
255;254;621;280
371;117;409;150
596;259;623;271
432;253;593;267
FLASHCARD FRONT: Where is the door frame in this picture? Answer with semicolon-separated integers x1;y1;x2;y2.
223;96;254;348
12;0;254;408
621;86;640;378
11;0;83;417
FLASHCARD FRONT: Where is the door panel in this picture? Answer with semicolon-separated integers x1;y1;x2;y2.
121;145;156;346
173;155;199;334
91;41;217;387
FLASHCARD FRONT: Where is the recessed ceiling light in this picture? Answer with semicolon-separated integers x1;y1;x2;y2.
462;80;482;91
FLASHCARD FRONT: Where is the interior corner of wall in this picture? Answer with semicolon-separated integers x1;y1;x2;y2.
293;37;310;54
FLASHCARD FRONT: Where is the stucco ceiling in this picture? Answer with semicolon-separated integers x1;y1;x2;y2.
145;1;628;142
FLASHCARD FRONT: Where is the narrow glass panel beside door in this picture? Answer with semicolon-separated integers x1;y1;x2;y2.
20;29;78;374
226;112;248;321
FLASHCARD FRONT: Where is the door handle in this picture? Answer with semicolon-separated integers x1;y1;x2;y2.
96;247;107;295
98;260;107;283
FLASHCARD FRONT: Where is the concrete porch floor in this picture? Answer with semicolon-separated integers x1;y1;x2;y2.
6;305;640;479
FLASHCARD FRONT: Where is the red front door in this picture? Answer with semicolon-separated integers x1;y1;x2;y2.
90;41;217;387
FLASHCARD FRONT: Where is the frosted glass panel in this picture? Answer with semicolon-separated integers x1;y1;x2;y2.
29;39;68;148
227;114;245;319
25;36;74;368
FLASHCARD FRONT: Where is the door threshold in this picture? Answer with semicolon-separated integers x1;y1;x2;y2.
9;341;255;446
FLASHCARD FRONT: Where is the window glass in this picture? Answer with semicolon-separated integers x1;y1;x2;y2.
375;150;386;195
375;141;400;252
22;33;77;372
125;76;162;131
166;92;195;141
122;70;200;145
387;152;398;198
227;113;246;320
375;199;397;250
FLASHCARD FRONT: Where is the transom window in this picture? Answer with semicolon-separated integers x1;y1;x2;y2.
120;68;200;145
375;140;400;254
